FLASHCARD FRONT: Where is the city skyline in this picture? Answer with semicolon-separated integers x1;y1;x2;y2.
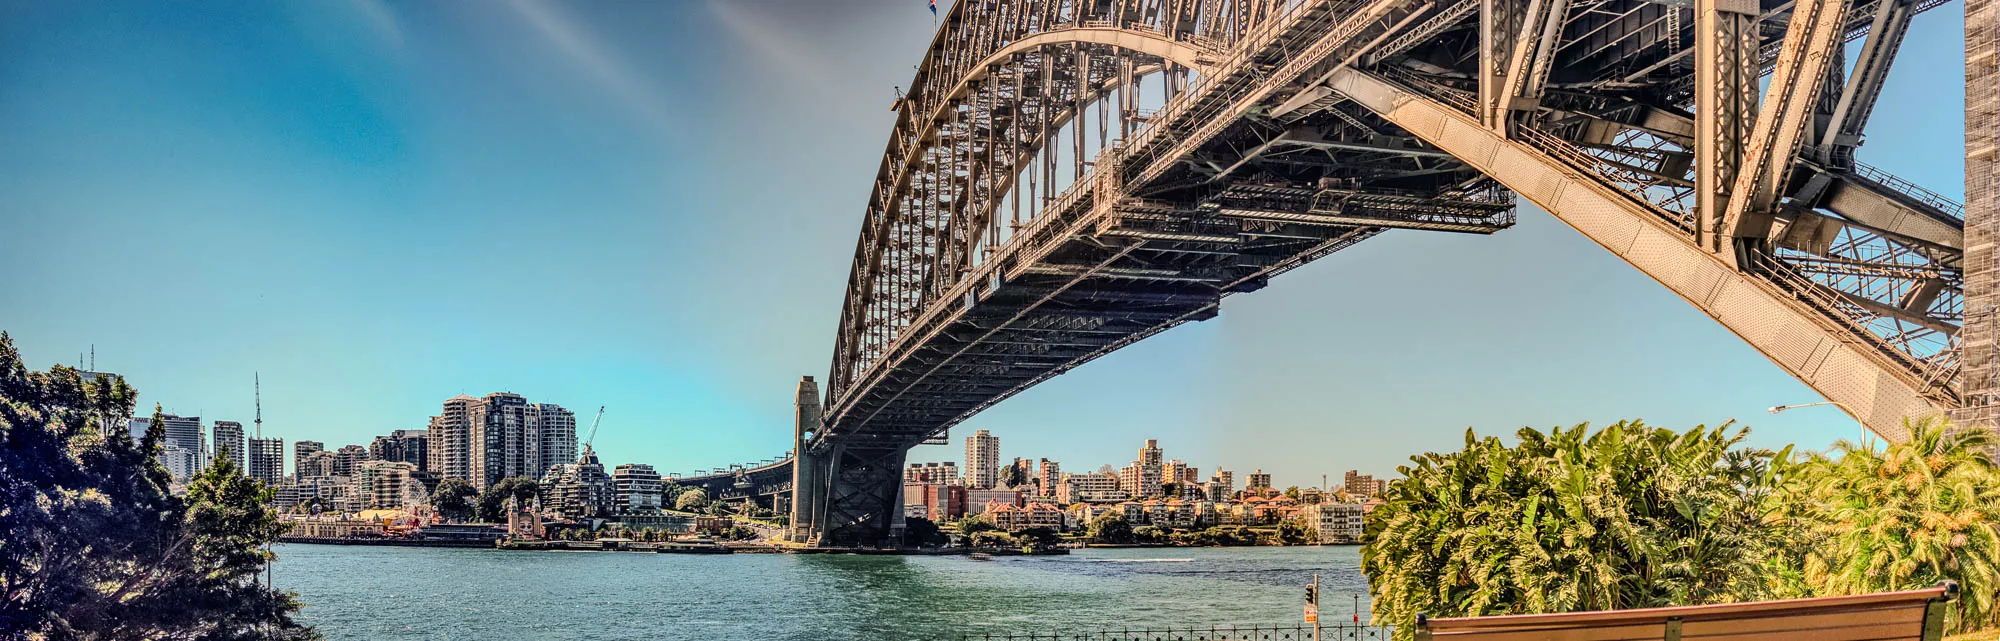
0;1;1971;484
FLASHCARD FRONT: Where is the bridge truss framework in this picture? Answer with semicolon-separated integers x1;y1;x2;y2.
784;0;1995;547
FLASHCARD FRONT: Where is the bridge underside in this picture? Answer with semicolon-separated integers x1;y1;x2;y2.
791;0;1985;546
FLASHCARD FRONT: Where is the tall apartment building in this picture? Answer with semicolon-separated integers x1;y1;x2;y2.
428;395;477;483
293;440;324;477
1118;462;1162;498
1058;472;1124;504
612;463;664;514
357;460;422;509
905;461;961;485
159;414;204;474
331;444;371;477
534;404;576;475
1344;470;1386;497
247;437;285;486
1119;439;1165;498
211;420;246;471
296;450;335;480
428;393;576;489
541;448;612;519
965;429;1000;489
369;429;429;471
126;416;151;443
1138;439;1163;467
1247;469;1273;492
1212;470;1235;496
1302;501;1366;543
1036;459;1061;497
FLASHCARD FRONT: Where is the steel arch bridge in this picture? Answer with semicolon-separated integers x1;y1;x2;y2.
781;0;1996;547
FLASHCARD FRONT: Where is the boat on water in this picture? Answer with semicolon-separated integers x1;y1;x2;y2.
967;552;993;562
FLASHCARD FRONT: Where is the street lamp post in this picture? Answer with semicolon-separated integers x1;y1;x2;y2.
1768;401;1869;448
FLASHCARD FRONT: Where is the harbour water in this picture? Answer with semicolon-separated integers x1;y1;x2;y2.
273;544;1373;640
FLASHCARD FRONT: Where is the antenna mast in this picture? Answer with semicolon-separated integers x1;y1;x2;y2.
254;372;262;439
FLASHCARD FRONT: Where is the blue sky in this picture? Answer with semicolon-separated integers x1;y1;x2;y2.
0;1;1968;487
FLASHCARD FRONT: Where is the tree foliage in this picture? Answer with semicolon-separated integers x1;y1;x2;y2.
1796;417;2000;633
1363;421;1783;635
674;487;707;511
430;478;478;522
904;517;949;547
1363;418;2000;638
1087;514;1135;544
0;332;316;638
476;476;539;523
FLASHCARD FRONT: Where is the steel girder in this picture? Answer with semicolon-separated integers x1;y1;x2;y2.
808;0;1976;545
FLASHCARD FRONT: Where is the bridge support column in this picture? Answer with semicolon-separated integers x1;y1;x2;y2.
787;376;827;544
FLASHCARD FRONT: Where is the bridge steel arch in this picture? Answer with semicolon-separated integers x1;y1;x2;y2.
795;0;1984;548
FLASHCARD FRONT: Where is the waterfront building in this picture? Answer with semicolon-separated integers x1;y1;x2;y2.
540;446;613;519
356;460;426;509
964;429;1000;489
247;437;285;486
1211;470;1234;496
430;393;577;489
963;488;1021;515
612;463;664;514
293;441;324;477
1204;480;1228;501
211;420;246;471
1247;469;1272;492
369;429;429;472
904;461;961;485
1303;501;1365;543
1057;472;1125;504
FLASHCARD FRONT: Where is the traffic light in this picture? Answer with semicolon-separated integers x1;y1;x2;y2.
1305;584;1319;605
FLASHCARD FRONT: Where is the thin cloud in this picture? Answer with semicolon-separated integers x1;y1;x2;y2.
348;0;404;50
504;0;678;138
705;0;841;96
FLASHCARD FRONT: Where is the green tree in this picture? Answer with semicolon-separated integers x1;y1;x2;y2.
1283;486;1301;500
0;332;316;638
476;476;540;523
1015;527;1060;547
674;487;708;511
1363;421;1781;636
1087;514;1134;543
1279;515;1317;545
955;515;999;536
905;517;949;547
1160;482;1180;499
1796;417;2000;634
431;478;479;522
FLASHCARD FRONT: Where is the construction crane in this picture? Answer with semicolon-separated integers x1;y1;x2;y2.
582;406;605;453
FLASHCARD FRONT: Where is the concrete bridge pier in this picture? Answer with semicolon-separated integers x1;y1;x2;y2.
787;376;826;544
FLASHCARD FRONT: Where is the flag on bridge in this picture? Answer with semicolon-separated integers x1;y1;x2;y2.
929;0;937;16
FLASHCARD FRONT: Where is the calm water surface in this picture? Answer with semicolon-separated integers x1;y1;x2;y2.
274;544;1372;640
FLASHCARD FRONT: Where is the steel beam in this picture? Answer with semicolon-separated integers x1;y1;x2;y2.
1695;0;1762;255
1330;66;1948;440
1720;0;1853;261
